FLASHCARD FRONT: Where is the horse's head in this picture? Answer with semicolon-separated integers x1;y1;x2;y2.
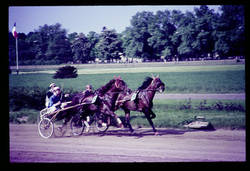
150;74;165;93
97;76;128;96
113;75;128;92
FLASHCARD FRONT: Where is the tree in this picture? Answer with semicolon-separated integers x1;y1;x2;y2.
96;27;123;62
46;32;72;63
170;10;185;60
8;6;244;65
9;31;37;65
30;23;73;64
17;33;33;64
121;27;138;59
214;5;245;57
25;31;44;62
128;11;155;60
210;10;230;58
193;5;216;58
122;11;154;60
71;33;92;63
176;11;197;60
87;31;100;62
147;10;176;60
68;32;78;44
8;32;16;66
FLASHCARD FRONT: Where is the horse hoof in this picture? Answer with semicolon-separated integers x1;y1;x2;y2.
118;123;124;128
154;131;159;136
85;126;90;133
130;131;136;136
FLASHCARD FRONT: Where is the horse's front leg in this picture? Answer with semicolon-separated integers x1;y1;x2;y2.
103;107;123;128
143;109;158;135
113;111;123;128
149;108;156;119
124;109;134;133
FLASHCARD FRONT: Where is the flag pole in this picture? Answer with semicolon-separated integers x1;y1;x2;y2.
12;22;19;75
15;37;19;75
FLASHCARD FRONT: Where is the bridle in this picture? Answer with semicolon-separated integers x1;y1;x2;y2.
144;78;164;92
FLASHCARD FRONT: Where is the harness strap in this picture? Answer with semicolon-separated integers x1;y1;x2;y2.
47;101;89;116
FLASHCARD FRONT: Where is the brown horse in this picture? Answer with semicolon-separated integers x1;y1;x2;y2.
115;74;165;135
67;76;128;128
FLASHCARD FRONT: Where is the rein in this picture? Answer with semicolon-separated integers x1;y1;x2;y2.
140;88;160;92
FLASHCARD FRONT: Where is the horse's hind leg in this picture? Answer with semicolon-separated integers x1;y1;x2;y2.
124;109;134;133
149;109;156;119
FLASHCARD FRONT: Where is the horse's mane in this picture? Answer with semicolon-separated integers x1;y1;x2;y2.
97;79;116;96
138;77;153;90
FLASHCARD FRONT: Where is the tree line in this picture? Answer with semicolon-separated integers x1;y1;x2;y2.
8;5;245;65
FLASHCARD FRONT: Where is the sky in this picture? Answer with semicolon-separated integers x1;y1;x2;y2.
9;5;220;35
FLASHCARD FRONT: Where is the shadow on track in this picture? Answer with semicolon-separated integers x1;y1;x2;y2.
65;127;215;139
102;128;187;138
60;115;216;139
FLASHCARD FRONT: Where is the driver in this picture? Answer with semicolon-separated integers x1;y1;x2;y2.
47;86;71;131
48;86;62;113
82;85;94;97
45;83;56;108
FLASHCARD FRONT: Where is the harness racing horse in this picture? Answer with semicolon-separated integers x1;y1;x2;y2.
66;76;128;129
115;74;165;135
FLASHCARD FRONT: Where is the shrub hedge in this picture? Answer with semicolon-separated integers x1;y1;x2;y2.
9;87;77;111
53;65;78;79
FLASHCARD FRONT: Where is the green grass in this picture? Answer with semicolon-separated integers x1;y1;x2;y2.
115;99;245;129
13;63;244;74
9;69;245;93
76;64;244;74
10;99;245;129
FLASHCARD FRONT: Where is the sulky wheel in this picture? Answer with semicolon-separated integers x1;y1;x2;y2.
70;115;85;136
38;118;54;138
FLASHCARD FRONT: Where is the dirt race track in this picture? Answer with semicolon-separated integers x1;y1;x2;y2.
9;124;245;163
